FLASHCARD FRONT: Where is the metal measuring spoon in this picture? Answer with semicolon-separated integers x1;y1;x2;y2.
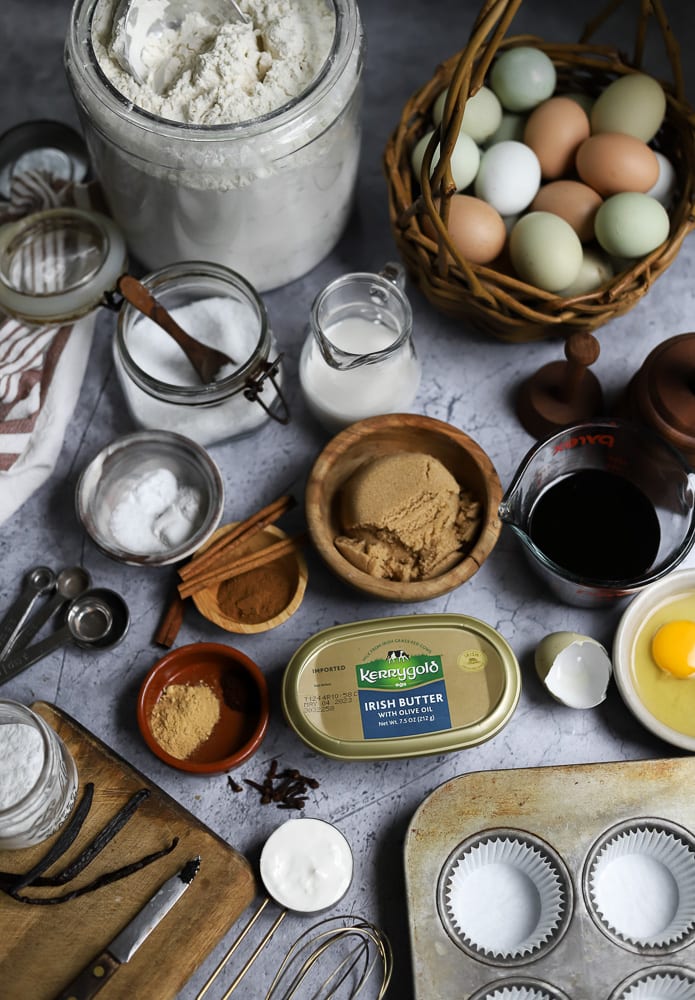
0;588;130;686
12;566;92;651
112;0;250;90
0;567;57;661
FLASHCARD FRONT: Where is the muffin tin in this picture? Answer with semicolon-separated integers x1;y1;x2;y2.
405;758;695;998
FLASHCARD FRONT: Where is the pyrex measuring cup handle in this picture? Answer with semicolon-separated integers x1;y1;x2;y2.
0;626;71;686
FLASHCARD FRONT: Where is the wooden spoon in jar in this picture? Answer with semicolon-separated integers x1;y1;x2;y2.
117;274;235;384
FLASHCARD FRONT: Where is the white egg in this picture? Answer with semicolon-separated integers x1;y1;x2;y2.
535;631;612;709
647;152;677;208
474;140;541;215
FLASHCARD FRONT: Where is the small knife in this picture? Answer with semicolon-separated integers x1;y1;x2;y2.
56;856;200;1000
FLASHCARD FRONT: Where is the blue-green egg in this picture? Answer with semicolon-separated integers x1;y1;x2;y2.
594;192;670;258
509;211;583;291
490;46;556;112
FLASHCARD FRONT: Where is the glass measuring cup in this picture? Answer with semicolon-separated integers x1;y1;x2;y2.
498;419;695;607
298;262;421;433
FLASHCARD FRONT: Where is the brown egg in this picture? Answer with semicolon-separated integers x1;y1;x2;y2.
422;194;507;265
524;97;591;179
575;133;659;197
530;180;603;242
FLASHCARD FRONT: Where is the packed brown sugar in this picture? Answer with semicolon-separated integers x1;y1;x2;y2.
334;451;481;581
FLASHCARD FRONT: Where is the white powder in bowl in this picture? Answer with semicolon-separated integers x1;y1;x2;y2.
99;0;335;125
109;467;204;553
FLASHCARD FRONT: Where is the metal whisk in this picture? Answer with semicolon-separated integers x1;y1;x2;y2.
196;909;392;1000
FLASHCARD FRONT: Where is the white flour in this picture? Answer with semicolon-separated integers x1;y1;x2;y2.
67;0;364;289
97;0;335;125
0;722;44;810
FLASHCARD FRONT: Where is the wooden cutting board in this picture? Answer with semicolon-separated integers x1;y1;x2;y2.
0;702;257;1000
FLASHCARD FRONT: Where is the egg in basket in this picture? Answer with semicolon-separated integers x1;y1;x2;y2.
383;0;695;343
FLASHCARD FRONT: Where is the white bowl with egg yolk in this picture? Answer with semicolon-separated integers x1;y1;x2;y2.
613;568;695;752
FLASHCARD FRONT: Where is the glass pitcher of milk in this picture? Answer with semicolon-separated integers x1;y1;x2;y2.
299;263;421;433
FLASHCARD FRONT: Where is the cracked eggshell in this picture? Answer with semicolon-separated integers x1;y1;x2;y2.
535;631;612;709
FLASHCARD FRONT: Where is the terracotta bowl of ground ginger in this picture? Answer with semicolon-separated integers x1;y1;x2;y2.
137;642;269;774
306;413;503;602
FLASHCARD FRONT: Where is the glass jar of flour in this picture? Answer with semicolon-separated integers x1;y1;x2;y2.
0;700;78;850
113;262;287;446
65;0;364;292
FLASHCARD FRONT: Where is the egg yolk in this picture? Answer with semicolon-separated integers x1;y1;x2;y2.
651;620;695;678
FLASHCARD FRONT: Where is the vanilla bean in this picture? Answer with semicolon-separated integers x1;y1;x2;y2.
30;788;150;886
0;783;95;893
8;837;179;904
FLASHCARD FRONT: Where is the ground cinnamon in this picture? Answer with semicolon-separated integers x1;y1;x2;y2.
216;563;294;624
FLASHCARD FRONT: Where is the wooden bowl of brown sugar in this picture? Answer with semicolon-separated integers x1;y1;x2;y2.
191;523;308;633
306;413;503;602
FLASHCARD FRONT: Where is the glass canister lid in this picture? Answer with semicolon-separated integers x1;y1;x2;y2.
0;120;89;199
0;206;127;323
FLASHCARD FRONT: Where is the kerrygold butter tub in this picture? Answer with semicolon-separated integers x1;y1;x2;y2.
282;614;521;760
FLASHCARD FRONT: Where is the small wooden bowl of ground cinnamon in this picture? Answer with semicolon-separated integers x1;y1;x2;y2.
191;523;308;633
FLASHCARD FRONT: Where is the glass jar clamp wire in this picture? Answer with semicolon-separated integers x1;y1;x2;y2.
299;261;421;433
0;206;290;446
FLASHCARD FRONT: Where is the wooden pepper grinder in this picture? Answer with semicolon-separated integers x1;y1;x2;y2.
624;332;695;467
516;330;604;439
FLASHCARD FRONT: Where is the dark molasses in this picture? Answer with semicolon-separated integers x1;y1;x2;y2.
528;468;661;582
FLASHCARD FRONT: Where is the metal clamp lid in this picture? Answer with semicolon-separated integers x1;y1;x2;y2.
0;206;127;324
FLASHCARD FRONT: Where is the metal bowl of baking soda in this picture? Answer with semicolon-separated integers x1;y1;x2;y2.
75;430;224;566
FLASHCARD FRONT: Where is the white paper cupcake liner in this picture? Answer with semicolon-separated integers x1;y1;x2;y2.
609;965;695;999
468;980;571;1000
438;831;572;964
584;820;695;951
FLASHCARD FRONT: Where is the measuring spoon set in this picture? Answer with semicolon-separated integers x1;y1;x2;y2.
0;566;130;685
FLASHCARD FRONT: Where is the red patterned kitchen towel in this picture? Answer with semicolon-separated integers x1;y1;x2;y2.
0;170;103;524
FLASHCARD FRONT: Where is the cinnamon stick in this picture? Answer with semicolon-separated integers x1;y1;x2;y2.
154;590;187;648
178;532;307;599
179;494;295;582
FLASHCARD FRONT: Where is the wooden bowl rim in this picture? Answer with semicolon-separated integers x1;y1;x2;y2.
305;413;503;602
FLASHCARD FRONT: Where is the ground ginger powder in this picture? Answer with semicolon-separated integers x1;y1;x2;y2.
335;452;481;582
150;683;221;760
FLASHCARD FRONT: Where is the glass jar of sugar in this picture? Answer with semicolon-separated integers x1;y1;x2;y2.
64;0;364;292
299;262;421;432
0;700;78;850
113;261;287;446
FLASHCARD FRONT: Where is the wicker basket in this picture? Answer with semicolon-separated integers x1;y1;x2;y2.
383;0;695;343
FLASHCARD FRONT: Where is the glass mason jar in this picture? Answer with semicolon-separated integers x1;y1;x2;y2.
113;261;288;446
64;0;365;292
0;700;78;850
